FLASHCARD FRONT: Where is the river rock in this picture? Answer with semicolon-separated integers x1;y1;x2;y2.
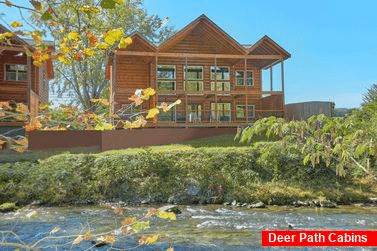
292;200;309;207
210;196;224;204
0;202;18;213
369;197;377;203
247;201;266;209
158;205;181;214
223;202;231;206
231;200;237;206
320;200;337;208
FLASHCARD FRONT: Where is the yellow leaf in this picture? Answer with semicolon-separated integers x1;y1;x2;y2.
141;88;156;100
166;247;174;251
146;234;158;244
175;99;182;105
104;29;123;45
0;32;13;41
10;22;23;28
68;32;80;40
58;55;70;64
33;61;43;67
16;103;29;113
96;235;116;244
83;48;95;57
146;108;159;119
118;37;132;49
168;212;176;221
84;231;91;241
39;102;52;111
97;43;109;49
159;102;169;112
156;210;169;219
4;1;12;7
73;235;84;244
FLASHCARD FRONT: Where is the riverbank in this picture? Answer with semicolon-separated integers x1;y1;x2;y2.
1;138;377;207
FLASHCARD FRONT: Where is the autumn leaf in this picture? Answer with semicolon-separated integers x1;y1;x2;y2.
0;32;13;41
132;221;150;233
68;32;80;40
118;37;132;49
16;103;29;113
10;22;23;28
121;217;137;226
104;29;123;45
58;55;70;64
168;212;176;221
16;137;28;146
4;0;12;7
49;21;57;27
0;102;12;110
14;147;26;153
73;235;84;244
114;207;122;215
97;43;110;49
100;0;117;9
39;102;52;111
146;234;158;244
141;88;156;100
146;108;159;119
166;247;174;251
16;115;28;122
159;102;169;112
31;0;42;11
84;231;91;241
96;235;116;244
0;111;5;117
41;10;54;21
156;210;169;219
128;95;143;106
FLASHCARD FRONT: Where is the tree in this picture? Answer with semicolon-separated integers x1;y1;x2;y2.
27;0;174;109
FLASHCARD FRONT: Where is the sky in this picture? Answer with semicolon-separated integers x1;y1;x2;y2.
142;0;377;108
1;0;376;108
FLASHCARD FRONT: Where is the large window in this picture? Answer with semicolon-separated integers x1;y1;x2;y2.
210;66;230;81
236;105;255;118
211;82;230;92
187;104;202;122
235;70;253;86
210;66;230;93
185;66;203;92
5;64;28;81
157;65;176;91
211;103;231;122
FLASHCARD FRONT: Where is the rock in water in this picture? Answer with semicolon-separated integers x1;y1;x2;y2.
158;205;181;214
320;200;337;208
247;201;266;209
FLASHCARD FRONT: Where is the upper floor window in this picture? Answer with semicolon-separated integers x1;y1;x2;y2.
157;65;176;91
236;70;253;86
6;64;28;81
157;65;175;79
185;66;203;80
185;66;203;91
210;66;229;80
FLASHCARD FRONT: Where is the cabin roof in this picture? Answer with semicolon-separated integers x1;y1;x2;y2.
158;14;247;54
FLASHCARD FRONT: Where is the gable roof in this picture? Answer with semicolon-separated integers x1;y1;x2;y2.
158;14;246;55
0;24;32;48
248;35;291;59
119;32;157;52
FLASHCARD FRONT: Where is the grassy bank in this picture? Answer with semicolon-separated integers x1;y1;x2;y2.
1;134;376;206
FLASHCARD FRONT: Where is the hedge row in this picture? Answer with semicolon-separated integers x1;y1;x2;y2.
0;143;350;205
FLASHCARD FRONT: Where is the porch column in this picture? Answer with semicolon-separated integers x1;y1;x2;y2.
270;65;273;95
245;58;248;124
281;60;285;104
27;56;31;109
185;57;188;128
154;55;158;125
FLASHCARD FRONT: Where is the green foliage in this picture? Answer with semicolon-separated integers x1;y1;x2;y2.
237;113;377;179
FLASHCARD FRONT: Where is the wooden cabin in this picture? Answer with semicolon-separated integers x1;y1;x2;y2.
0;24;53;123
106;15;290;127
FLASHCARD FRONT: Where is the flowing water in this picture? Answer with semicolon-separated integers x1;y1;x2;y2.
1;205;377;250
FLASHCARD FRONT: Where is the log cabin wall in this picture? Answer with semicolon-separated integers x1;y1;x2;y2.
110;15;290;127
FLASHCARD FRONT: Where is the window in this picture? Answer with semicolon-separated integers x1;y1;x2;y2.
185;66;203;80
157;65;175;79
211;82;230;92
210;66;230;80
186;81;203;92
236;105;255;118
185;66;203;92
236;70;253;86
187;104;202;122
6;64;28;81
157;81;175;91
157;65;176;91
211;103;231;122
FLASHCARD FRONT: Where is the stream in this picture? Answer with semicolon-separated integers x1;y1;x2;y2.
1;205;377;250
